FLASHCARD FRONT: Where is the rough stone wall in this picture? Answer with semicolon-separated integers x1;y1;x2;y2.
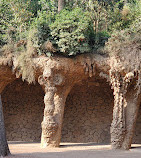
2;79;44;142
62;78;114;143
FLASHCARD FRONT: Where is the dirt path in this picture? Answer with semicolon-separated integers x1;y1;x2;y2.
5;142;141;158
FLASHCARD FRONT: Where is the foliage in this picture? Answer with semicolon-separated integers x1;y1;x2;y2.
108;0;141;31
14;36;36;84
88;30;110;52
27;0;41;16
38;0;57;13
0;0;33;45
50;8;91;56
27;10;56;56
1;0;139;55
87;0;109;33
105;17;141;58
0;0;13;45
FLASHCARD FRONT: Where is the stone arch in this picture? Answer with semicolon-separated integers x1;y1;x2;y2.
2;78;45;142
62;76;114;144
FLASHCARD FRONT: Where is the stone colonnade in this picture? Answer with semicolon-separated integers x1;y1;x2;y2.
36;56;141;150
0;54;141;150
37;71;140;149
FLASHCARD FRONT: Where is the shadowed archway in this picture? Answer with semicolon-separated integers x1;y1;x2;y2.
2;79;44;142
62;77;114;144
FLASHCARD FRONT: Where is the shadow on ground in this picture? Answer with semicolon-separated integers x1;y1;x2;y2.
7;142;141;158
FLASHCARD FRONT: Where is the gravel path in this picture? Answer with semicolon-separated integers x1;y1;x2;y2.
4;142;141;158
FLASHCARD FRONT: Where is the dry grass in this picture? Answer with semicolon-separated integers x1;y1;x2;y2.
14;40;37;84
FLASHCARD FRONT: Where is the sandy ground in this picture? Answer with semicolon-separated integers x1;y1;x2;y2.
4;142;141;158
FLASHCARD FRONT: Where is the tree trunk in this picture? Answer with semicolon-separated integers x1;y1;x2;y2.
0;95;10;156
58;0;64;12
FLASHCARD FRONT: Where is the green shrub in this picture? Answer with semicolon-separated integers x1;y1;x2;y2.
108;0;141;31
50;8;91;56
27;8;57;56
0;0;13;45
87;27;110;52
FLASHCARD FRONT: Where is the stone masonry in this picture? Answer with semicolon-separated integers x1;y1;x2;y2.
2;79;44;142
62;78;114;143
1;78;141;144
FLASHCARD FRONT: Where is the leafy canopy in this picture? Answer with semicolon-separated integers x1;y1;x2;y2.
0;0;140;56
50;8;91;56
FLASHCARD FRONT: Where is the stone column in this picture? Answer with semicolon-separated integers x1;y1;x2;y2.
121;89;140;150
110;71;140;150
110;79;126;149
0;83;11;156
38;68;71;147
48;86;71;147
41;84;58;148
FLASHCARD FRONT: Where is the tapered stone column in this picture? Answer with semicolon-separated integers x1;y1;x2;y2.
110;75;126;149
41;85;58;148
121;88;141;150
39;68;71;147
110;71;140;150
48;86;71;147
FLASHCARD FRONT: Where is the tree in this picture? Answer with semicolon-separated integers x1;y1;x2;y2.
0;95;10;157
0;0;13;46
0;0;33;45
9;0;33;40
58;0;64;12
50;8;91;56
